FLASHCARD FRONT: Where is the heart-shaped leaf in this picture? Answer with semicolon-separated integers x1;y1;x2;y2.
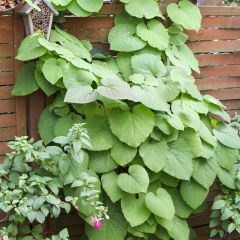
168;217;190;240
85;115;115;151
77;0;103;12
121;193;151;227
111;140;137;166
42;58;65;84
101;171;123;203
137;20;169;50
180;179;209;209
139;140;168;172
109;104;155;148
167;0;202;31
163;136;193;180
120;0;164;19
108;24;146;52
117;164;149;194
145;188;175;220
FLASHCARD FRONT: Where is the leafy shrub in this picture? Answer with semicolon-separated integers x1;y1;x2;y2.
0;124;108;239
12;0;240;239
210;113;240;239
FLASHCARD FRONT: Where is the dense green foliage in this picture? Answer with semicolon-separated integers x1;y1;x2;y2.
12;0;240;239
210;114;240;239
0;124;108;239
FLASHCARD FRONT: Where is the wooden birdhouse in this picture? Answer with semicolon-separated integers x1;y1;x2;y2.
16;0;58;39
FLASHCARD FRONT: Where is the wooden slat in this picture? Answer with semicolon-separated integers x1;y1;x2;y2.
202;16;240;29
14;14;27;136
0;44;13;57
66;29;109;43
187;29;240;41
196;77;240;90
0;59;14;71
202;88;240;100
0;142;9;155
0;16;13;43
63;16;114;30
188;40;240;53
0;86;13;99
0;72;14;85
196;65;240;78
222;99;240;110
0;127;16;141
197;53;240;67
0;99;15;113
0;113;16;127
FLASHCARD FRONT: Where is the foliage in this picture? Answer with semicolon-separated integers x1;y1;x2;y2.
210;114;240;239
0;124;108;239
12;0;240;239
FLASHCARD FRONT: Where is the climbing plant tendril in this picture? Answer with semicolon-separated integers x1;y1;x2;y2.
11;0;240;239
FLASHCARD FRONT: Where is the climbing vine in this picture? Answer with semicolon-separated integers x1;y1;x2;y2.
9;0;240;239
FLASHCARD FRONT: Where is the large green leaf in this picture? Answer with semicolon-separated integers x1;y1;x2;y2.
16;32;47;61
67;1;91;17
198;121;217;148
85;115;115;151
111;141;137;166
139;140;168;172
42;58;65;85
64;84;97;104
167;189;192;218
163;137;193;180
35;70;58;96
167;0;202;31
86;209;128;240
132;86;170;112
108;24;146;52
63;63;95;89
136;20;169;50
38;107;58;145
76;0;103;12
117;164;149;194
97;78;136;101
172;45;199;73
168;217;190;240
217;167;236;189
180;179;208;209
213;123;240;149
109;104;155;148
120;0;164;19
121;193;151;227
214;143;239;171
54;113;82;137
89;151;118;173
145;188;175;220
192;157;217;189
12;63;39;96
131;53;166;78
180;128;202;158
116;52;133;81
101;171;123;203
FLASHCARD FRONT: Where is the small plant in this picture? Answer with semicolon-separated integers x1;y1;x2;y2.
0;124;108;239
210;113;240;239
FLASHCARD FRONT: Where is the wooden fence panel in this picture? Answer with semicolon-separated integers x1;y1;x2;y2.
0;3;240;239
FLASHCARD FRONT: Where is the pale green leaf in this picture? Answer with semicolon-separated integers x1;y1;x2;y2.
180;179;208;209
139;140;168;172
145;188;175;220
168;217;190;240
117;164;149;194
109;104;155;148
121;193;151;227
136;20;169;50
77;0;103;12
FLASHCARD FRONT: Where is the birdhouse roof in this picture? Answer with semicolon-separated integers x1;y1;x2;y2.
16;0;58;16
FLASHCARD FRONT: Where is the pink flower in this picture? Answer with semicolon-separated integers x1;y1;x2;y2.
91;216;103;229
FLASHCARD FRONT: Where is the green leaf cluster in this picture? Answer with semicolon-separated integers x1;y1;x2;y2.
12;1;240;239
